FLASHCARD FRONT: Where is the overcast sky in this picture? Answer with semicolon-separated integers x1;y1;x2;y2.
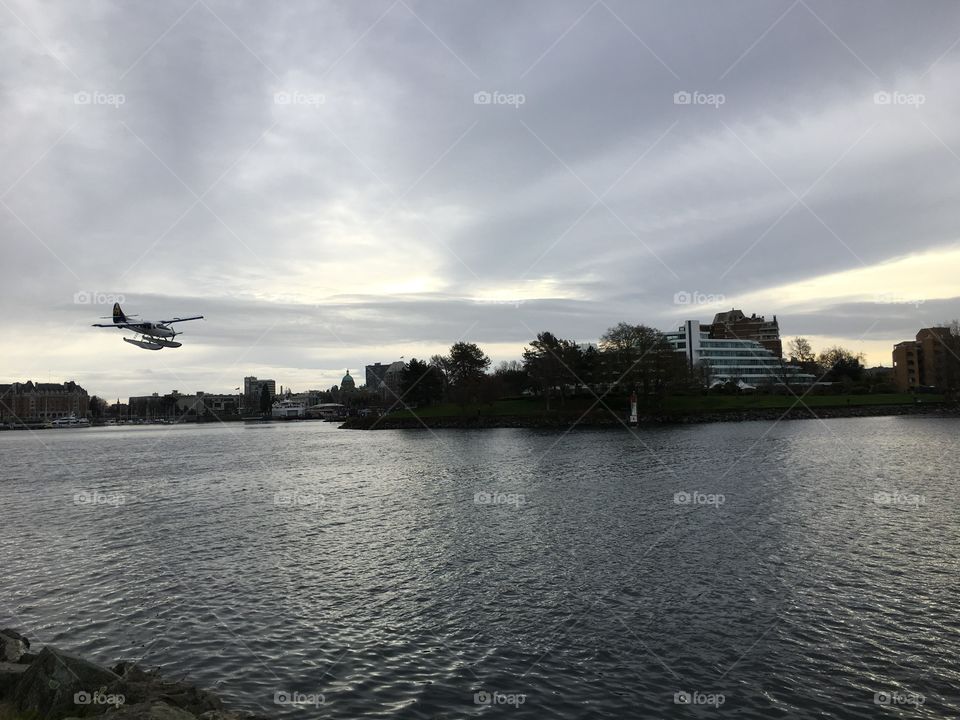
3;0;960;399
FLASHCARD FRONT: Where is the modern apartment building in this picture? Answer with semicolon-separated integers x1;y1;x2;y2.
704;309;783;358
365;363;392;390
665;320;813;385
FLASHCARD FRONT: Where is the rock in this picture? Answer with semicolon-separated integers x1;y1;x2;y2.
64;701;198;720
107;668;223;717
0;629;30;649
12;645;121;718
0;634;27;663
17;651;38;665
112;661;160;683
0;662;28;699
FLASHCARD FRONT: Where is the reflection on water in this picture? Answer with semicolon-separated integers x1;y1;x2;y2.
1;417;958;718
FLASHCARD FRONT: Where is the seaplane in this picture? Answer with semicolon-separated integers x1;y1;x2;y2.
92;302;203;350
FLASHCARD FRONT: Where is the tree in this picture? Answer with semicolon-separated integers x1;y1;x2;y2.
259;384;271;414
818;346;865;383
444;342;491;407
576;344;601;392
522;331;580;409
400;358;445;407
788;337;815;363
88;395;106;419
493;360;531;397
598;323;677;402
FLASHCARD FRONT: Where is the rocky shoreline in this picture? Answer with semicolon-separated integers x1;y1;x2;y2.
0;629;265;720
339;402;958;430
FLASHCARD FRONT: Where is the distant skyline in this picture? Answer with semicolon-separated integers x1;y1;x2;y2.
3;1;959;400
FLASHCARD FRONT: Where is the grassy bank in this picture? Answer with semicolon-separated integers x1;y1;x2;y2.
381;393;943;420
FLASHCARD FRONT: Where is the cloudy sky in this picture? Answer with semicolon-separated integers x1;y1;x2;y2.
3;0;960;399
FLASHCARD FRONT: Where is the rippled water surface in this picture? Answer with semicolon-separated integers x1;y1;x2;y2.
1;417;958;718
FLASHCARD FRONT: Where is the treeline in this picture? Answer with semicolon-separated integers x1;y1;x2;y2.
388;319;960;410
395;323;696;410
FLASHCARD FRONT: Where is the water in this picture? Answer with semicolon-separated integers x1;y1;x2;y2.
1;417;957;718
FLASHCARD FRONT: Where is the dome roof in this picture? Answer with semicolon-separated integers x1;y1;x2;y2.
340;370;356;389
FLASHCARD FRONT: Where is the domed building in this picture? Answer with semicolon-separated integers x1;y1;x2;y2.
340;370;356;395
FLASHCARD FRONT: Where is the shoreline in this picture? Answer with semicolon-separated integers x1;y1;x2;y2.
0;628;264;720
339;402;958;430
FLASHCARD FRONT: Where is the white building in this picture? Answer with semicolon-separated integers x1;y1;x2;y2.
665;320;814;386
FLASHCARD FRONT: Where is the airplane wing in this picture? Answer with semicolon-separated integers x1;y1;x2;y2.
92;323;140;328
161;315;204;324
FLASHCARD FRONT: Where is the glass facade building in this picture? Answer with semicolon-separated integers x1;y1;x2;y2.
665;321;815;386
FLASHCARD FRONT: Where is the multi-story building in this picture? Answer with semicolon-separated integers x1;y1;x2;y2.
704;309;783;358
243;376;276;411
664;320;813;386
381;361;406;400
0;381;90;422
365;363;394;390
128;390;240;420
892;327;955;392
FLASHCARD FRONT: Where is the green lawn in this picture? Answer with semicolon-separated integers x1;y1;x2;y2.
662;393;942;413
383;393;943;419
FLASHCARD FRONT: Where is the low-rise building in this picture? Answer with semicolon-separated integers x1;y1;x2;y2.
128;390;240;420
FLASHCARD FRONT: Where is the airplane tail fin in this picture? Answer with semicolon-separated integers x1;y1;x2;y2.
113;302;127;324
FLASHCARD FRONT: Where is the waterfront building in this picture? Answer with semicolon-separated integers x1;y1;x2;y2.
128;390;240;420
0;381;89;423
665;321;813;386
381;361;406;400
704;309;783;358
365;363;393;390
892;327;955;392
243;376;276;411
307;402;346;419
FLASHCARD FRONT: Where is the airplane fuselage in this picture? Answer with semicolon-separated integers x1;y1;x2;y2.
123;322;175;338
